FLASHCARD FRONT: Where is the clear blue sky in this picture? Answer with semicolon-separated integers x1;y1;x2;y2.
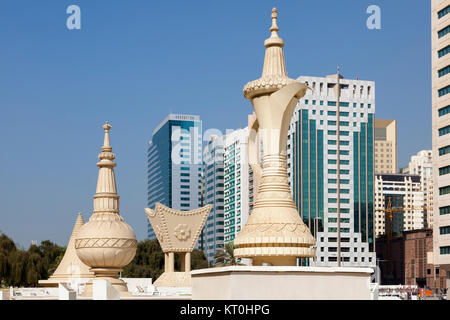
0;0;431;248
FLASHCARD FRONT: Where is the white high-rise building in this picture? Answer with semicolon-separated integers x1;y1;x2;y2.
374;174;424;237
224;128;250;244
432;0;450;290
287;74;376;267
402;150;434;228
201;135;225;263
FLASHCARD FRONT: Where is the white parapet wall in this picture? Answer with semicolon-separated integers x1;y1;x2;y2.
120;278;153;295
191;266;374;300
0;290;10;300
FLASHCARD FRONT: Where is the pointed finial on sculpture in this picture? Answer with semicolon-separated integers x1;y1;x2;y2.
76;212;84;226
102;121;112;149
264;7;284;48
98;121;116;165
269;8;279;36
243;8;295;99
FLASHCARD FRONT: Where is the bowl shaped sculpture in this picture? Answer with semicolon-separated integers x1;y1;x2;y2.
75;216;137;269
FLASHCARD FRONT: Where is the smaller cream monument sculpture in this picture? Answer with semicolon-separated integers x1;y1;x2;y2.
38;213;93;288
75;122;137;297
145;203;211;288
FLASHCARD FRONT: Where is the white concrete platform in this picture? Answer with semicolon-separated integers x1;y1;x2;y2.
191;266;374;300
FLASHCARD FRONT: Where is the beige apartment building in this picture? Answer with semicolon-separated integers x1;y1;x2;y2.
374;174;424;238
432;0;450;287
401;150;434;228
374;119;397;174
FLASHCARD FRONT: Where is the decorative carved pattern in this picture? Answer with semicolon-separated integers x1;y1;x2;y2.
75;238;137;249
155;225;164;243
144;207;156;218
145;203;211;252
243;76;297;99
174;224;191;241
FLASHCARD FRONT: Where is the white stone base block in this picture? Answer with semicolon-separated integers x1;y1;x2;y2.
191;266;374;300
92;279;120;300
58;283;76;300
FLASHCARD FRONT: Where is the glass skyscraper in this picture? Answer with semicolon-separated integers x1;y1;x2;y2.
147;114;203;240
287;74;376;267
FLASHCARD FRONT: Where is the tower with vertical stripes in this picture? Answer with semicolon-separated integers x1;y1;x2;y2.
287;74;376;267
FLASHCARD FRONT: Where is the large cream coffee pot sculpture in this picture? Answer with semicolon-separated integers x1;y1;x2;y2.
75;122;137;296
233;8;316;266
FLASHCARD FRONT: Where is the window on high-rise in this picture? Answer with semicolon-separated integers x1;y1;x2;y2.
438;26;450;39
439;145;450;156
439;105;450;117
440;205;450;215
440;226;450;235
438;5;450;19
439;185;450;195
440;246;450;255
439;85;450;97
439;125;450;136
439;165;450;176
438;45;450;58
439;65;450;78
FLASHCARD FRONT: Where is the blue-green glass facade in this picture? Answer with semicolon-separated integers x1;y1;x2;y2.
292;109;324;231
288;77;375;266
147;115;202;240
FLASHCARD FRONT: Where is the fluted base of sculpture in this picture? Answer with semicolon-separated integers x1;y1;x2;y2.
234;155;316;266
81;268;131;297
154;272;191;287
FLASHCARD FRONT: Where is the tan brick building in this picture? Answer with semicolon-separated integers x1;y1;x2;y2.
376;229;447;292
404;229;447;292
374;119;397;174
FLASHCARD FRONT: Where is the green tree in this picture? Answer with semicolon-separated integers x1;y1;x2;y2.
191;249;208;270
122;240;165;280
0;234;16;286
122;239;209;280
0;234;66;287
213;242;244;267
